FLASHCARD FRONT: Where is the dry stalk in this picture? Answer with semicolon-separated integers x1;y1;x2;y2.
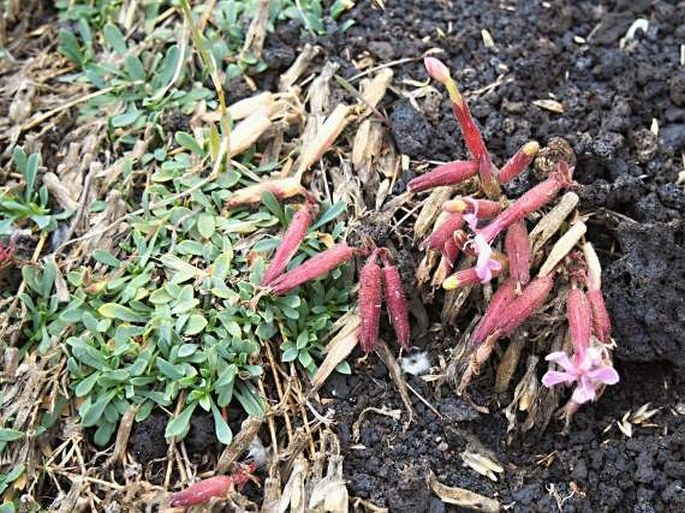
375;339;415;424
428;471;501;512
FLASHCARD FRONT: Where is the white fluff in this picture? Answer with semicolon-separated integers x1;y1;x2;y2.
401;352;431;376
247;436;270;468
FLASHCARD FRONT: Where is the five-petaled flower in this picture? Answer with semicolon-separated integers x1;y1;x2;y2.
542;347;619;404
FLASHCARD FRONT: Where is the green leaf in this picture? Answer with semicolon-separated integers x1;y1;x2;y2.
177;343;198;358
125;54;146;81
312;200;347;230
24;152;40;200
165;402;197;439
111;109;142;128
261;190;285;225
103;24;127;55
75;371;100;397
215;364;238;388
68;338;106;370
196;213;215;239
41;258;57;297
211;401;232;445
58;29;83;66
98;303;147;323
184;314;208;336
282;347;298;362
175;131;205;156
296;331;309;350
298;350;313;368
0;429;24;442
92;249;121;268
335;360;352;375
81;391;115;427
156;357;185;380
235;384;264;418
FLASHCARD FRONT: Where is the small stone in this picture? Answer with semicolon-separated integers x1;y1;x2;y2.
670;72;685;107
368;41;395;61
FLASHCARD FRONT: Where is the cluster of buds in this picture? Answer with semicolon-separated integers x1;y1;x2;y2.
358;248;411;352
414;57;619;411
257;198;409;352
541;243;618;420
414;57;573;295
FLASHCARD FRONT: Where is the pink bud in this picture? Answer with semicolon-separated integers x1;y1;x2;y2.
587;289;612;344
408;160;479;193
478;152;501;199
450;92;489;161
359;252;383;352
567;288;592;358
169;476;236;507
268;243;356;295
443;197;502;218
471;278;518;346
494;274;554;337
423;213;464;252
424;56;451;83
262;202;317;286
505;220;531;286
381;258;410;349
497;141;539;184
478;161;573;242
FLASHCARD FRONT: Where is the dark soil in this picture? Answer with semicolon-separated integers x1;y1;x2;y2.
293;0;685;511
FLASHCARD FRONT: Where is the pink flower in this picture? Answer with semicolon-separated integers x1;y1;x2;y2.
472;234;502;283
542;348;619;404
462;197;479;230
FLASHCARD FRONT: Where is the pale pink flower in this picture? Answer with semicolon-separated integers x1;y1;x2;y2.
542;347;619;404
472;234;502;283
462;197;479;230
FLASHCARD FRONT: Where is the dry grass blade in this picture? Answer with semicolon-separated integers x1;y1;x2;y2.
413;186;454;239
351;407;402;443
202;92;274;123
494;331;526;395
529;191;579;256
460;450;504;482
239;0;270;62
297;104;352;177
102;404;138;470
217;417;264;473
375;339;415;424
428;471;501;512
539;221;587;276
229;108;273;157
311;311;361;390
280;44;320;91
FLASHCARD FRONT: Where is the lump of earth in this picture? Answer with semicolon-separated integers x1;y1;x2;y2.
604;220;685;367
389;100;432;158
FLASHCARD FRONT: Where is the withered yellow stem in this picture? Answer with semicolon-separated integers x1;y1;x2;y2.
529;191;579;255
229;108;272;157
583;241;603;291
539;221;587;276
298;104;352;176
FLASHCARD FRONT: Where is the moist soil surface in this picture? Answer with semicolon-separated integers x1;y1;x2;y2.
136;1;685;511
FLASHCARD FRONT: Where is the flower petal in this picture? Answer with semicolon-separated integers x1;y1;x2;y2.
587;366;619;385
571;375;597;403
545;351;576;373
542;370;576;388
